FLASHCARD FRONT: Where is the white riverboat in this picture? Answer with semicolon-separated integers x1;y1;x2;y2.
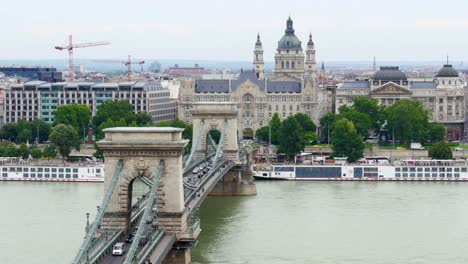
0;158;104;182
253;159;468;182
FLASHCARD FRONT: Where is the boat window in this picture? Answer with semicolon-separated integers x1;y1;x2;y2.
447;173;452;178
274;167;294;172
37;168;43;172
59;168;64;173
447;168;452;172
440;173;445;178
417;168;423;172
45;174;50;178
73;168;78;173
432;173;437;177
30;168;36;172
30;174;36;178
52;174;57;178
431;167;437;172
424;168;430;172
23;168;29;172
96;169;101;173
59;174;64;178
66;168;71;173
2;168;7;172
439;167;445;172
410;173;415;177
462;168;467;172
3;173;8;177
45;168;50;172
455;173;460;177
38;174;42;178
52;168;57;173
409;167;416;172
403;173;408;177
395;167;401;172
16;168;22;172
73;174;78;178
417;173;423;177
395;173;400;177
424;173;430;177
66;174;71;178
455;168;460;172
9;167;14;172
402;167;408;172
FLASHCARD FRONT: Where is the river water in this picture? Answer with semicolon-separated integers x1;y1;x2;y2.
1;181;468;263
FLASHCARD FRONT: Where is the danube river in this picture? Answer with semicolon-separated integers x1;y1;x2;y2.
1;181;468;263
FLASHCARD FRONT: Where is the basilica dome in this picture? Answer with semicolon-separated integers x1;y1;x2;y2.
436;64;459;77
373;66;407;82
277;17;302;50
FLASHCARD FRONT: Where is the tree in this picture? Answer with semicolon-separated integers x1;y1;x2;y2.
331;118;365;162
270;113;282;145
30;147;42;159
54;104;92;139
31;119;52;143
428;123;445;143
319;113;337;144
134;112;153;126
18;128;32;144
293;113;317;132
0;123;18;142
43;145;57;160
18;144;30;159
49;124;80;160
384;99;430;147
340;109;372;138
352;97;382;130
255;126;270;143
428;141;452;159
277;116;305;161
93;100;135;128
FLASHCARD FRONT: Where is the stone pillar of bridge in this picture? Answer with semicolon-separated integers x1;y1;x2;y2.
97;127;189;233
191;102;239;162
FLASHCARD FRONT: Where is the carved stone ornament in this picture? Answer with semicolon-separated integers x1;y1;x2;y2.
132;158;151;177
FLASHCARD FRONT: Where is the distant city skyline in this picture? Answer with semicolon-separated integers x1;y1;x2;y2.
2;0;468;62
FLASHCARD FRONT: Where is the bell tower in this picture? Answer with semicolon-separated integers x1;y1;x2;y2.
253;33;264;80
305;33;316;76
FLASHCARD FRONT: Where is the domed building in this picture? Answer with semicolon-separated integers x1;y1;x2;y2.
335;64;466;141
179;17;328;140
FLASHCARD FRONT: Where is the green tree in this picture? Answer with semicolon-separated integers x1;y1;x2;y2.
32;119;52;143
277;116;305;161
331;118;365;162
3;144;19;157
319;113;337;144
18;128;32;144
18;144;29;159
255;126;270;143
53;104;92;139
0;123;18;142
30;147;42;159
428;141;453;159
352;97;382;130
293;113;317;132
385;99;430;147
340;109;372;138
428;123;446;143
134;112;153;126
93;100;135;128
43;145;57;160
270;113;282;145
49;124;80;160
209;130;221;144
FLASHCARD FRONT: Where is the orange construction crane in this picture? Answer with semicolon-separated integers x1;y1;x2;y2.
55;35;110;81
93;55;145;81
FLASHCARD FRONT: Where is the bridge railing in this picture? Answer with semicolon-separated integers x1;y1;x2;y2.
72;159;124;264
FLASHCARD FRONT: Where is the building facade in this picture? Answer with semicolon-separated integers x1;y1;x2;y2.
335;65;466;141
3;81;176;124
179;17;329;139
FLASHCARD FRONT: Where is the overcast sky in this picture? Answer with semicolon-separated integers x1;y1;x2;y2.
2;0;468;63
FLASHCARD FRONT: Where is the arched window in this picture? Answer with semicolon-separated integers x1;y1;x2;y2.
243;94;253;103
286;61;290;68
281;62;284;69
291;62;295;69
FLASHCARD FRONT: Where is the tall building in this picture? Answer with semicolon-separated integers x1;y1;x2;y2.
179;17;328;139
3;81;176;124
335;65;466;141
0;67;63;82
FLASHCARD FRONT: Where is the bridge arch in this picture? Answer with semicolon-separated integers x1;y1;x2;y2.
191;102;239;162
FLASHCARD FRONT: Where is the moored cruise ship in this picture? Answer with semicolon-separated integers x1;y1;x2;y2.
253;159;468;182
0;159;104;182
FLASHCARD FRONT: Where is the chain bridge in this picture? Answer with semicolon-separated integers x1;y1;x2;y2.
71;102;256;264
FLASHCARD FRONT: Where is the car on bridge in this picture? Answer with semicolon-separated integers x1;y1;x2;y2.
112;242;125;256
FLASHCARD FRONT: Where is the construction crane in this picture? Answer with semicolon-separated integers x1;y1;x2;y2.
93;55;145;81
54;35;110;81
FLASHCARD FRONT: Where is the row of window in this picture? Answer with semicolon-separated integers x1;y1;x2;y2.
396;167;467;173
1;173;78;178
395;173;461;178
4;167;81;173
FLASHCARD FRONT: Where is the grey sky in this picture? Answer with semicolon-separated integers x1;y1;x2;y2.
2;0;468;62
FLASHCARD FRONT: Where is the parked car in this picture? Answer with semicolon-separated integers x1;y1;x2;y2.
454;147;464;151
112;242;125;256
